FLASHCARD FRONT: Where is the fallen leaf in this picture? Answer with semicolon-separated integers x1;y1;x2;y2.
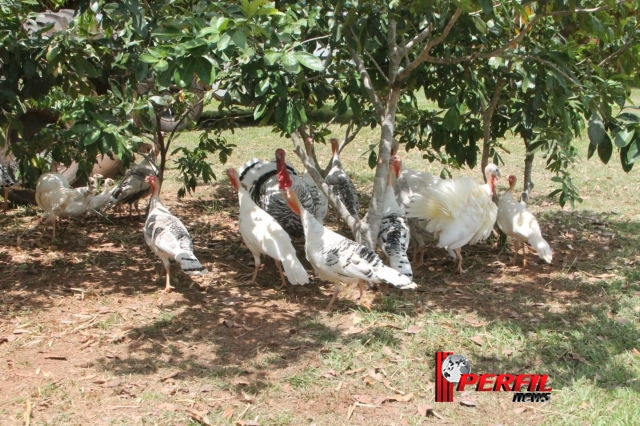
233;379;250;386
392;393;414;402
236;421;259;426
580;401;590;408
354;395;374;405
405;325;421;334
222;297;242;306
344;367;365;375
199;385;213;393
382;347;394;358
160;371;179;381
0;335;17;344
222;406;234;420
417;404;443;419
368;369;384;382
43;354;67;360
101;379;122;388
13;329;29;334
594;373;602;381
631;348;640;357
503;349;513;357
615;317;630;325
160;386;176;395
509;312;521;319
513;406;527;414
222;320;235;328
187;408;213;426
459;399;477;407
157;402;177;412
470;335;484;346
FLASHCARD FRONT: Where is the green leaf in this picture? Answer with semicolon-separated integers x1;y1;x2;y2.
368;149;377;169
479;0;494;16
292;52;323;71
155;59;169;72
597;134;613;164
254;103;268;120
442;107;461;131
139;53;159;64
255;78;270;96
231;29;247;49
614;127;634;148
46;46;60;62
84;129;101;146
472;16;487;34
618;112;640;123
264;50;280;66
194;57;214;85
587;141;596;159
620;142;634;172
627;138;640;164
282;52;301;73
217;33;231;51
587;111;605;145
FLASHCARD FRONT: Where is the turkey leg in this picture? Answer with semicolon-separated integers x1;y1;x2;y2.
454;248;465;274
275;260;287;289
249;253;261;285
522;244;528;268
159;259;174;293
2;187;8;212
325;283;342;311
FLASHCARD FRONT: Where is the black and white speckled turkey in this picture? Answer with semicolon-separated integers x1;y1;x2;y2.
238;149;316;238
326;138;359;220
301;138;328;224
378;156;413;279
103;148;158;219
285;189;417;312
143;175;207;293
0;164;16;212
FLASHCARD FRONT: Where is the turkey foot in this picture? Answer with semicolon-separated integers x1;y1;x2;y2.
160;265;174;293
325;283;342;312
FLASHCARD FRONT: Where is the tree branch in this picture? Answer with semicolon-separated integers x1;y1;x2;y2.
503;54;583;87
291;131;360;232
346;45;384;118
597;33;637;67
395;8;462;82
402;21;432;53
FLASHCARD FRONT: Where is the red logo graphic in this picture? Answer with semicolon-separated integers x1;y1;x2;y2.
435;352;552;403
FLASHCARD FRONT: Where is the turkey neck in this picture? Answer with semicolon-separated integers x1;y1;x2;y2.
486;173;497;197
330;140;342;169
276;157;292;190
148;180;162;210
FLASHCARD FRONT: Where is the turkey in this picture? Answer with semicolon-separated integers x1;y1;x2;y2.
143;174;207;293
35;173;96;240
377;156;412;279
497;175;552;267
227;168;308;288
326;137;359;224
285;189;417;312
102;148;158;219
407;164;501;274
87;177;115;216
1;164;16;212
238;148;316;238
391;144;438;265
301;138;328;224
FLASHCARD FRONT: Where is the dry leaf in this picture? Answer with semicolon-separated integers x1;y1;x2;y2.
236;421;259;426
354;395;374;405
43;354;67;360
594;373;602;381
187;408;213;426
0;335;17;344
222;297;242;306
157;402;177;412
405;325;421;334
344;367;365;375
509;312;521;319
392;393;414;402
615;317;630;325
417;405;443;419
580;401;590;408
503;349;513;357
161;371;179;381
368;369;384;382
382;347;394;358
13;329;29;334
233;379;250;386
222;406;234;420
459;399;477;407
160;386;176;395
222;320;235;328
513;406;527;414
631;348;640;357
470;335;484;346
101;379;122;388
199;385;213;393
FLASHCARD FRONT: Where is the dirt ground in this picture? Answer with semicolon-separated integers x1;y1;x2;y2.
0;183;637;425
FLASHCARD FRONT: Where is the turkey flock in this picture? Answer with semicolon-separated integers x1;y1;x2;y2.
1;137;552;311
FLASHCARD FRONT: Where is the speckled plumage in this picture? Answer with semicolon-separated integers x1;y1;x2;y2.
238;156;316;238
103;151;157;214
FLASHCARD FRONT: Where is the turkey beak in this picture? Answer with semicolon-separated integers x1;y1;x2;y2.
495;169;501;179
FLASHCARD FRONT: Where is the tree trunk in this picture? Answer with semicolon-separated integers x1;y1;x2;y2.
480;76;508;184
521;134;534;204
154;110;166;186
358;87;400;249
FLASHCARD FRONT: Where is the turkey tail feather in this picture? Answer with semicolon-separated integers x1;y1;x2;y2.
176;253;208;275
373;265;417;290
281;254;309;286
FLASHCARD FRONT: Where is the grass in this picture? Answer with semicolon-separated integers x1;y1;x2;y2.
1;90;639;425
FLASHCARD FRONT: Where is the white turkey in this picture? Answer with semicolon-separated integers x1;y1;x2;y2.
285;189;417;312
87;177;115;216
35;172;96;240
497;175;552;266
377;156;412;279
326;137;359;223
103;148;158;219
143;174;207;293
1;164;16;212
227;168;308;288
390;144;438;265
238;148;316;238
301;138;328;224
406;164;501;274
